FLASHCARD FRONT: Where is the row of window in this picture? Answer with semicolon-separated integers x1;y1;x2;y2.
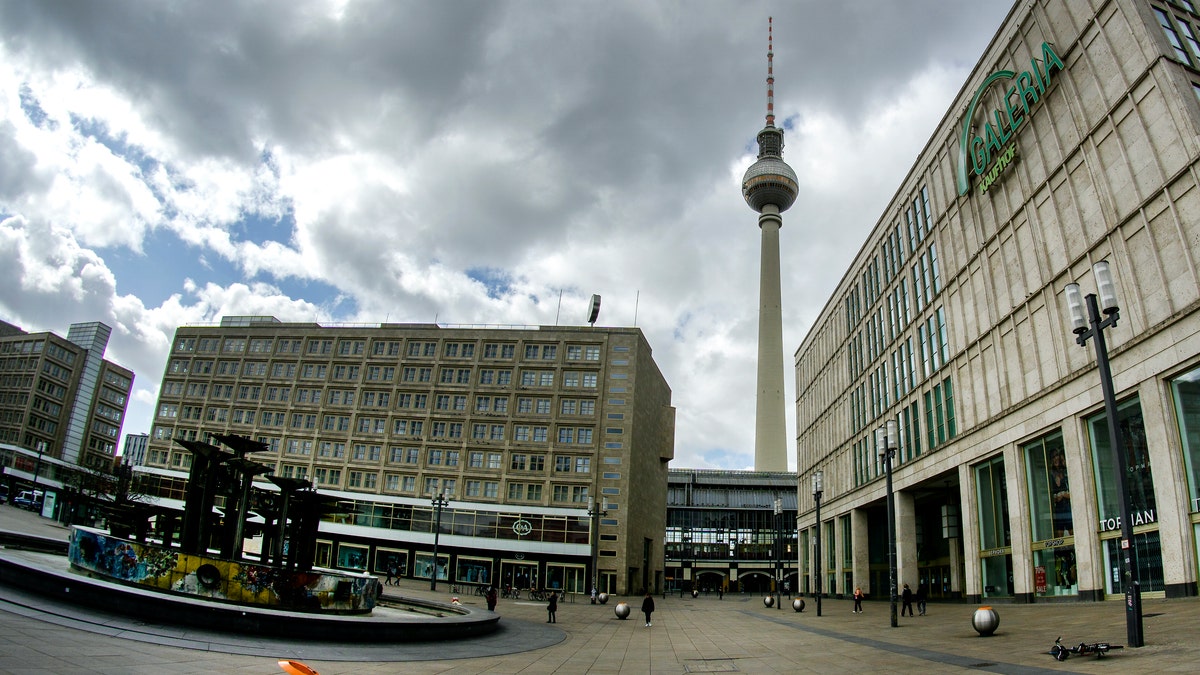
158;390;599;418
175;335;605;362
853;376;957;486
1156;2;1200;68
164;359;603;389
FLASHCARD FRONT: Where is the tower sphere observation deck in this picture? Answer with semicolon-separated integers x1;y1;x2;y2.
742;144;798;214
741;17;797;216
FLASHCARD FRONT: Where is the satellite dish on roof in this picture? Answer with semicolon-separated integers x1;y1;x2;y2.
587;294;601;326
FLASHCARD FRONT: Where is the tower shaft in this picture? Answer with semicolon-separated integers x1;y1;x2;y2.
755;206;787;472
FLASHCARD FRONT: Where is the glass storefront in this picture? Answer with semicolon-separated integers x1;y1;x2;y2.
455;555;492;584
1170;366;1200;513
337;542;368;570
1088;398;1164;595
975;454;1012;597
1024;431;1077;597
414;552;449;580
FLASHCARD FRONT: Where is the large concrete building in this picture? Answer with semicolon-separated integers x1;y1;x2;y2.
142;317;675;596
794;0;1200;604
0;320;134;487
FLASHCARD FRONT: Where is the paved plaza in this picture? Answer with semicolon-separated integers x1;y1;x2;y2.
3;504;1200;674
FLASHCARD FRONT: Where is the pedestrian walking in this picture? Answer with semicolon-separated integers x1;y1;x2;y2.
718;586;724;600
901;583;914;616
546;591;558;623
485;585;498;612
852;586;864;613
383;565;396;586
641;590;655;627
916;582;928;616
591;586;598;604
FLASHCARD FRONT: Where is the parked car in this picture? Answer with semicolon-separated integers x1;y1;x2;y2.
13;490;43;511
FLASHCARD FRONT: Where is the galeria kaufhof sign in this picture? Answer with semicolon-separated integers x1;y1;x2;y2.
957;42;1064;197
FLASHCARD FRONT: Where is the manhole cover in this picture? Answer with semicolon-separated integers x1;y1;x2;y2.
684;659;739;673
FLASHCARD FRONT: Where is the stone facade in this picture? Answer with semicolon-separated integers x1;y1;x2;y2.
794;0;1200;603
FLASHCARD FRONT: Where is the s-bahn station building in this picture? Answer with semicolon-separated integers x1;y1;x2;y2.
141;317;674;597
793;0;1200;604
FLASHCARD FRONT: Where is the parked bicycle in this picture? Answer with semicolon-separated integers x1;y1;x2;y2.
1049;636;1124;661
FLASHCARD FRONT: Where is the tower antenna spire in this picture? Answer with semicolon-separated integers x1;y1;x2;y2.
766;16;775;127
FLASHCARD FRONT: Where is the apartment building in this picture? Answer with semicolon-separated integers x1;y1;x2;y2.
143;316;675;595
0;320;133;482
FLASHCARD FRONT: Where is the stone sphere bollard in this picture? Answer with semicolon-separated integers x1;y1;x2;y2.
763;596;775;608
972;606;999;636
614;601;631;619
692;589;698;598
792;598;806;612
598;592;609;604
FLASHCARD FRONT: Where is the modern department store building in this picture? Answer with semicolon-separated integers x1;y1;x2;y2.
793;0;1200;603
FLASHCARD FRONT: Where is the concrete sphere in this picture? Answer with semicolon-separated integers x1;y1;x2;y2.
792;598;806;612
691;590;698;599
972;606;999;636
763;596;775;608
614;601;631;619
598;592;609;604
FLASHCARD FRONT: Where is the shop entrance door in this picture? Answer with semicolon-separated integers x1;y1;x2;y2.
501;560;539;591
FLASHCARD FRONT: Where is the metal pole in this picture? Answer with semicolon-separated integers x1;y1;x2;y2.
430;492;447;591
774;497;782;609
1083;293;1144;648
885;445;898;628
815;482;823;616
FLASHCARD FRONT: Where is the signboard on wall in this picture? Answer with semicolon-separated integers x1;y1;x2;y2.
956;42;1064;197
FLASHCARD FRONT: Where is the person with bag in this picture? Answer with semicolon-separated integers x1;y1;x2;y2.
852;586;864;613
546;590;558;623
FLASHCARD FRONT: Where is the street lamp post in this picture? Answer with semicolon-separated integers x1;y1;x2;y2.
587;497;607;598
876;420;898;628
1064;260;1144;648
681;528;691;597
774;497;783;610
32;440;47;487
812;470;824;617
430;491;451;591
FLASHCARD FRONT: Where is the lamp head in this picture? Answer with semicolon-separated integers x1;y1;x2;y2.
1092;261;1119;315
1064;283;1087;334
812;470;823;495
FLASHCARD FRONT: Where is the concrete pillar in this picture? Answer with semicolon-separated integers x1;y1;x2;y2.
896;490;918;592
959;463;983;602
1004;442;1034;602
852;508;870;593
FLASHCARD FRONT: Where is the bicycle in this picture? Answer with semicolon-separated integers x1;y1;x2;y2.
1049;636;1124;661
475;585;489;597
449;583;464;594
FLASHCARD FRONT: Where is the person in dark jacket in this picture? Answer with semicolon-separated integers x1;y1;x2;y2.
641;591;655;626
916;583;928;616
901;583;914;616
485;585;498;612
547;591;558;623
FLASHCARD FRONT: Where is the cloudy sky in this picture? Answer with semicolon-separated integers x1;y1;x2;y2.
0;0;1013;470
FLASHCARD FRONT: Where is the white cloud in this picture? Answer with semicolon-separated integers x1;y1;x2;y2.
0;0;1014;470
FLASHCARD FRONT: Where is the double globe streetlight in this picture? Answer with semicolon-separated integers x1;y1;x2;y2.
1064;260;1143;648
812;470;824;616
430;490;452;591
876;420;898;628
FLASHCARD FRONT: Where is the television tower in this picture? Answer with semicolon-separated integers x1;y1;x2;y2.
742;17;797;472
